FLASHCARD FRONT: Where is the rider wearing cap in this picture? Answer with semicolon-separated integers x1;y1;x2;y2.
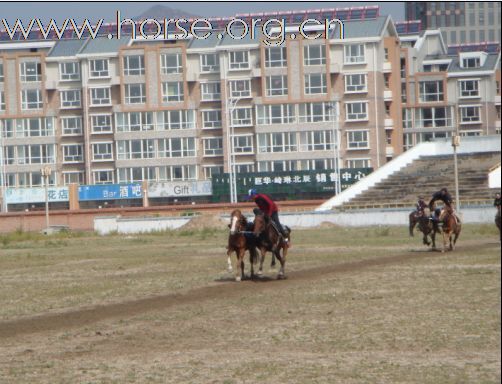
248;189;288;241
494;192;501;210
415;196;427;216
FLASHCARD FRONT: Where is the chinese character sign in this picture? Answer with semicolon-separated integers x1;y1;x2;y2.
78;184;143;201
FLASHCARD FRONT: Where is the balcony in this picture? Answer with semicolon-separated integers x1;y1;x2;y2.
384;118;394;129
384;90;392;100
385;146;394;156
495;95;501;105
383;62;392;73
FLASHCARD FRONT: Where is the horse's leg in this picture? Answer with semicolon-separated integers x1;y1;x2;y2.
431;230;436;250
235;248;245;282
270;252;276;268
249;248;257;279
442;231;448;253
277;246;287;279
409;216;415;237
226;246;234;272
258;248;266;276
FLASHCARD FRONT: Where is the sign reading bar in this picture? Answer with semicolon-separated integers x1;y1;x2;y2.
147;181;212;198
78;184;143;201
5;187;69;204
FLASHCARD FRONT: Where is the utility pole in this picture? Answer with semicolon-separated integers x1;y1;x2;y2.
41;166;52;230
452;134;460;213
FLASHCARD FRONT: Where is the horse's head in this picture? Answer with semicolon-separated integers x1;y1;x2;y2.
252;211;267;237
229;209;247;235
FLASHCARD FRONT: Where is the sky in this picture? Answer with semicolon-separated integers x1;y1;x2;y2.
0;1;406;24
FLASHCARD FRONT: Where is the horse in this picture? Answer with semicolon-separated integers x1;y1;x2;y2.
440;206;461;252
252;211;290;279
416;211;438;249
495;207;501;242
227;209;257;281
409;210;423;236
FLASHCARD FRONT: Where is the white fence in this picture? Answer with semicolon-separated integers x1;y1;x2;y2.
95;206;498;235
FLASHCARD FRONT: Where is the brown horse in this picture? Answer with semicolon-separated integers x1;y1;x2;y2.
252;212;290;279
495;207;501;242
440;206;461;252
416;213;438;249
227;209;257;281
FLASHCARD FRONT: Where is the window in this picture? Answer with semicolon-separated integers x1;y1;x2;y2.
419;80;444;102
347;130;369;149
265;46;287;67
231;107;253;126
93;170;114;184
202;110;222;129
123;55;145;76
344;44;365;64
201;82;221;101
15;118;54;137
203;165;223;180
462;57;480;68
160;53;182;74
200;53;220;72
402;108;413;129
162;82;184;102
92;142;113;161
384;48;389;61
158;165;196;181
345;102;368;121
346;158;371;168
256;104;295;125
203;137;223;156
304;45;326;65
90;87;111;106
458;79;479;98
124;83;146;104
233;135;253;154
298;102;336;123
60;89;81;108
229;51;249;70
117;167;156;183
266;75;288;96
299;131;333;151
89;59;109;78
0;62;3;83
0;90;4;111
116;112;154;132
62;144;84;163
229;80;251;98
345;74;367;93
304;73;327;94
257;132;297;153
15;144;55;164
459;106;481;123
63;171;85;185
157;110;195;130
158;137;196;158
21;89;43;110
59;62;80;81
416;107;453;128
91;115;112;133
117;139;155;160
20;61;42;82
61;116;83;135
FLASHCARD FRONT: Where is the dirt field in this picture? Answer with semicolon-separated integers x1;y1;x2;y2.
0;221;500;383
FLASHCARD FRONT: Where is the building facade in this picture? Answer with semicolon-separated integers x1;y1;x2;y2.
0;6;500;209
405;2;501;46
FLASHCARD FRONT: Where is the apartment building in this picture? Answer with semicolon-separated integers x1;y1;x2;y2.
399;30;501;150
0;11;402;195
405;2;501;46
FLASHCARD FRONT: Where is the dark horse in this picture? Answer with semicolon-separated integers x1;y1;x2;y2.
252;211;290;279
409;210;423;236
440;206;461;252
416;211;438;249
227;209;257;281
495;207;501;242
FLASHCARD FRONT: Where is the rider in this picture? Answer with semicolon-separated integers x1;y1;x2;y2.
248;189;289;242
415;196;427;216
428;187;454;231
